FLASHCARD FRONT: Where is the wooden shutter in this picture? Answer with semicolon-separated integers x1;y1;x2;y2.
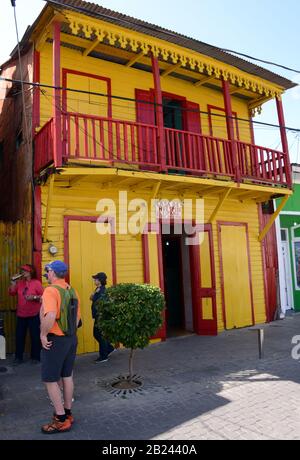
184;101;202;133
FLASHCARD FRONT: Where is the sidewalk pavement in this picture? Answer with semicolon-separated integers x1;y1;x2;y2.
1;314;300;440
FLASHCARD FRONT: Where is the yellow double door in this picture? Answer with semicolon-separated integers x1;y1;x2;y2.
68;220;113;354
219;223;254;329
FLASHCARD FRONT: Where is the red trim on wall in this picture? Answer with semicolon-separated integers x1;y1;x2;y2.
142;223;166;340
63;216;117;285
189;223;217;335
217;221;255;329
52;21;62;167
249;115;255;145
151;55;166;171
258;204;269;322
207;104;239;140
156;231;164;291
61;68;112;117
142;233;150;283
32;50;40;133
33;186;42;280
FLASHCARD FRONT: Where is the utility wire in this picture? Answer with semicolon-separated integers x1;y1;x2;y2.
1;76;299;133
220;49;300;74
43;0;300;75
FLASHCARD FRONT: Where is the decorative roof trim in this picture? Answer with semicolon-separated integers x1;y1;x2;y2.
63;10;283;99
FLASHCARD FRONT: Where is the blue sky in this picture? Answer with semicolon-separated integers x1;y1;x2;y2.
1;0;299;160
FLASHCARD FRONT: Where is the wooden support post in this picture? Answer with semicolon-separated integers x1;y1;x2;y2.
152;181;162;199
258;194;289;242
222;78;240;183
151;54;166;172
52;21;62;167
208;188;232;223
276;97;292;188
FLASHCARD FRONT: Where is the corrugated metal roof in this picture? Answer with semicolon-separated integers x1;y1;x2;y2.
46;0;296;90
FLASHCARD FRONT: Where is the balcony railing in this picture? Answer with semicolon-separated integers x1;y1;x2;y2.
34;113;292;187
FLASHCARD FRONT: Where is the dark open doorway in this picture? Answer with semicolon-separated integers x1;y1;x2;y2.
162;228;194;337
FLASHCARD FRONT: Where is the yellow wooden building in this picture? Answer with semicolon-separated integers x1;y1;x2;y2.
0;0;296;353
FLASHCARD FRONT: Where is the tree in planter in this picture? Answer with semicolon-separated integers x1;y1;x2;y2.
95;283;165;384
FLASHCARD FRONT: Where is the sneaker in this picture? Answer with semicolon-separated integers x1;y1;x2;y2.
53;412;74;424
30;359;40;365
41;416;71;434
95;357;108;363
67;414;74;424
12;358;23;366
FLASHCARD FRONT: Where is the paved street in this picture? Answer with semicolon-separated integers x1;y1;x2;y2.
1;314;300;440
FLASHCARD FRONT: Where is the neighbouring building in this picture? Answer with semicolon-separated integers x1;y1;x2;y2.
276;165;300;314
0;0;296;354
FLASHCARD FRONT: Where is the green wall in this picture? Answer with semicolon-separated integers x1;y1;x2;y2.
278;184;300;310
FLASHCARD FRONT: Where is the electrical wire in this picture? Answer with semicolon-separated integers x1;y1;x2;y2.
40;88;290;183
1;75;299;133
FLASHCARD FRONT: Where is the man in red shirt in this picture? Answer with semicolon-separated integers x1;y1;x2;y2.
40;260;81;434
9;264;43;364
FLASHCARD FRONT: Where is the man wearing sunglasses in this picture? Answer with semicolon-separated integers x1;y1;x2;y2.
40;260;81;434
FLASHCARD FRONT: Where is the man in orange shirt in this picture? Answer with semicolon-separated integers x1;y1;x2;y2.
40;260;81;434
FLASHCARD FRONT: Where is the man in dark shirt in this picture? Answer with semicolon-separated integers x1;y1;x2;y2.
91;272;114;363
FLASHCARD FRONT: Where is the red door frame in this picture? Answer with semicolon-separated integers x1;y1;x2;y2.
189;223;218;335
62;68;112;117
142;223;166;340
207;104;240;140
63;216;117;285
217;221;255;329
61;69;112;159
142;220;218;337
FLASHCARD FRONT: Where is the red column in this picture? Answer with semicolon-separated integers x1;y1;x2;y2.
32;50;40;135
276;96;292;187
222;78;240;182
33;186;42;280
52;21;62;167
151;54;166;171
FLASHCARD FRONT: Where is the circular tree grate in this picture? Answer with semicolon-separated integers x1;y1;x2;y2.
106;374;144;397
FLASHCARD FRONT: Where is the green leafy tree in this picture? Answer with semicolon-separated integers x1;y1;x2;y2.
95;283;165;382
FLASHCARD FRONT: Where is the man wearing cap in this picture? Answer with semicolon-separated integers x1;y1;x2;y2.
91;272;114;363
8;264;43;364
40;260;81;434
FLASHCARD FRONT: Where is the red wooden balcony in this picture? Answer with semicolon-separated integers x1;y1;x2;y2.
34;113;292;188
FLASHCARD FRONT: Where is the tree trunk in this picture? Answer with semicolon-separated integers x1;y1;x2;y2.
128;348;134;382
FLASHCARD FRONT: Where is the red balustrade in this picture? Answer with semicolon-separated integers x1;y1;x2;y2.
34;113;292;188
236;140;290;186
34;118;54;173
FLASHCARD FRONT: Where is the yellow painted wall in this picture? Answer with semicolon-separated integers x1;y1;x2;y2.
0;220;32;352
40;178;266;345
39;43;252;142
